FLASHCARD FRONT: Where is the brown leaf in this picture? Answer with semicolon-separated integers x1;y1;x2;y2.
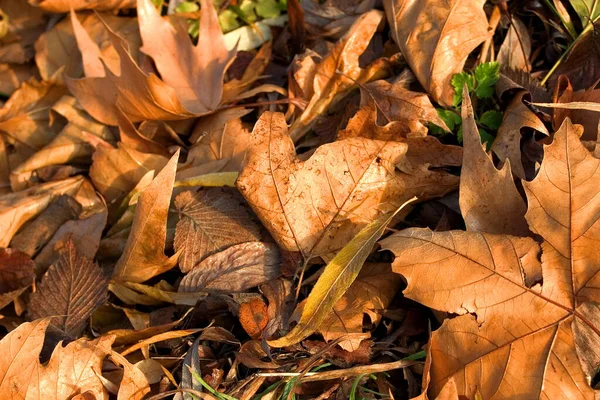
300;0;376;38
237;111;458;258
28;240;108;339
174;188;261;273
29;0;136;12
0;63;38;95
179;242;281;293
260;278;295;340
497;18;531;72
110;351;151;400
383;0;491;106
0;0;46;64
289;10;391;141
460;90;528;236
553;76;600;141
316;263;401;352
138;0;235;112
380;119;600;398
239;297;269;339
491;91;549;180
0;176;83;247
360;79;449;135
35;12;140;83
113;151;180;283
0;319;116;399
0;248;35;309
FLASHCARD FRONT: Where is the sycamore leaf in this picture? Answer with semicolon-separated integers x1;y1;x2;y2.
317;263;402;352
28;240;109;339
0;176;83;247
288;10;391;141
383;0;491;106
268;204;411;348
174;188;261;272
459;89;528;236
380;119;600;398
29;0;136;12
0;319;114;399
113;151;180;283
138;0;235;112
179;242;281;293
237;112;458;259
491;91;549;180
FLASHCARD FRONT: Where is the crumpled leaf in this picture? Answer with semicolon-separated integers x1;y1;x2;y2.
239;297;269;339
317;263;401;352
0;319;113;399
460;89;528;236
383;0;491;106
0;176;83;247
28;240;109;339
0;0;46;64
138;0;235;112
179;242;281;293
491;91;549;180
237;111;458;258
553;75;600;141
497;18;531;72
380;118;600;398
300;0;376;38
288;10;391;141
269;206;409;348
0;248;35;309
174;188;261;272
113;151;180;283
29;0;136;12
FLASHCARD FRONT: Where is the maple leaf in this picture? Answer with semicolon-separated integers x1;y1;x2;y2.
28;240;109;339
174;188;261;272
237;111;458;259
381;119;600;398
383;0;491;106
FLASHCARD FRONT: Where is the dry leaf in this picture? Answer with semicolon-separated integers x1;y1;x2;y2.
318;263;401;352
0;248;35;309
491;91;549;180
553;21;600;91
0;319;113;399
261;278;295;340
553;76;600;141
288;10;390;141
0;0;46;64
113;151;180;283
174;188;261;272
380;119;600;398
110;351;151;400
179;242;281;293
239;297;269;339
0;176;83;247
237;112;458;258
138;0;235;112
300;0;376;38
0;63;38;95
29;0;136;12
28;240;109;339
383;0;491;106
460;90;528;236
497;18;531;72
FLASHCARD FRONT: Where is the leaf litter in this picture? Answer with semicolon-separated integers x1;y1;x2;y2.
1;0;600;399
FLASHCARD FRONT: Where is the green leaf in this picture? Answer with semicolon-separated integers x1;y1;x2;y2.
451;72;475;107
218;9;241;33
474;62;499;99
239;0;258;22
480;128;495;152
176;1;199;12
255;0;283;19
479;110;503;130
430;109;461;135
569;0;600;27
267;199;415;348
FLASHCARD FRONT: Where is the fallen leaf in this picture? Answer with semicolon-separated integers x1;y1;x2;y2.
239;297;269;339
553;21;600;91
0;0;46;64
28;240;109;339
0;176;83;247
237;112;458;258
553;75;600;141
29;0;136;12
222;41;273;102
269;205;410;348
497;18;531;72
460;89;528;236
288;10;391;141
111;351;151;400
174;188;261;272
0;318;114;399
317;263;402;351
0;63;38;95
383;0;491;106
113;151;180;283
300;0;376;38
491;91;549;179
179;242;281;293
380;118;600;398
0;248;35;309
137;0;235;112
260;278;295;340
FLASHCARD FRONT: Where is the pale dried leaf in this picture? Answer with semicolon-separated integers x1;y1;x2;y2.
174;189;261;272
383;0;491;106
497;18;531;72
553;76;600;141
113;151;180;283
29;0;136;12
179;242;281;293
